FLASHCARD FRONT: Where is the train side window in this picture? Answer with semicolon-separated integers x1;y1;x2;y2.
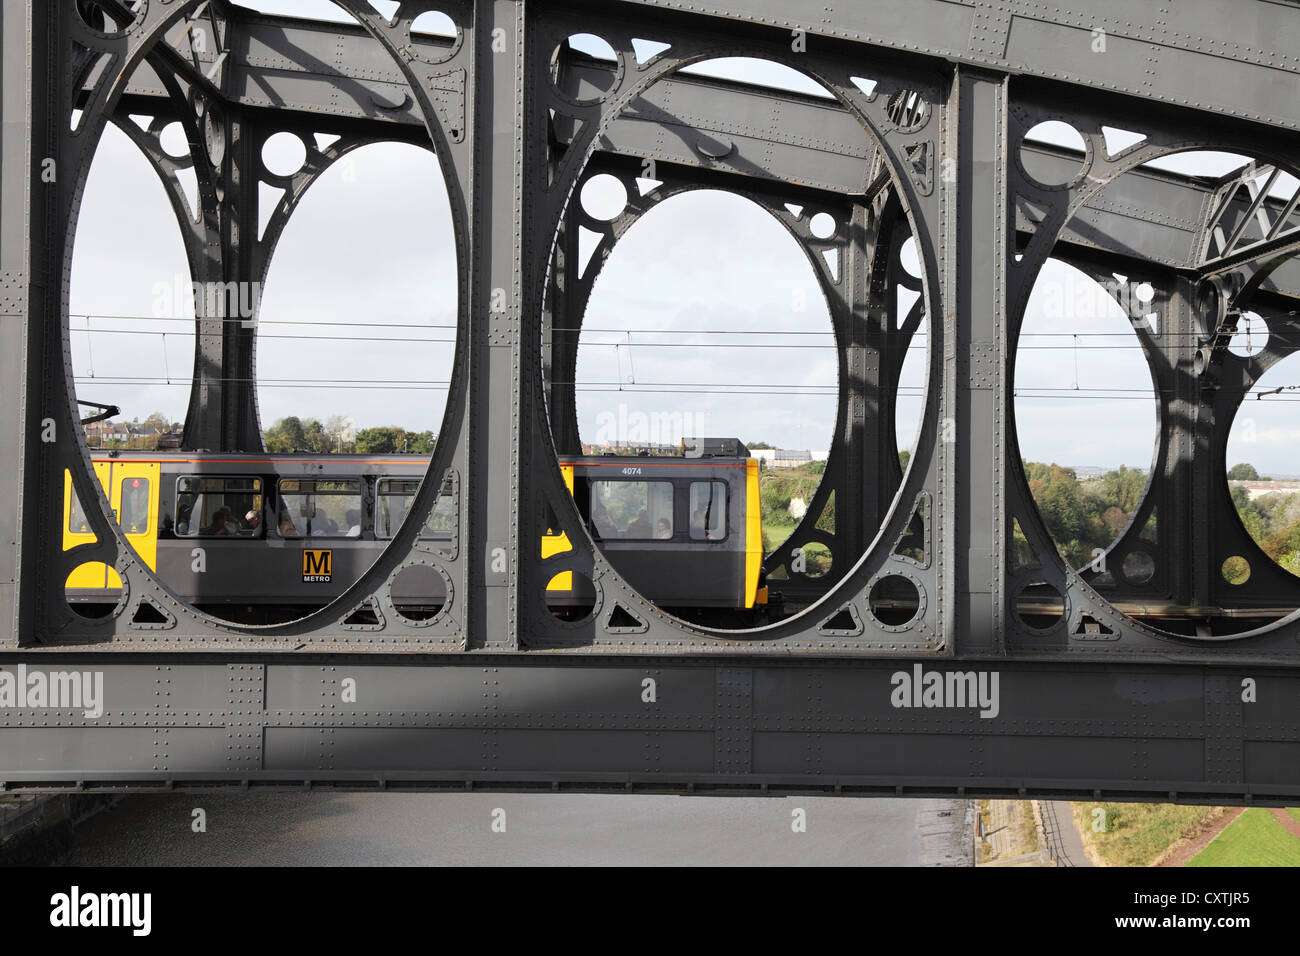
119;477;150;534
589;480;674;540
375;478;453;539
175;476;264;537
69;487;92;534
279;478;362;538
689;481;727;541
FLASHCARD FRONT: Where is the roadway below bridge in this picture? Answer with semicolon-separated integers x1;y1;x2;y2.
58;792;974;866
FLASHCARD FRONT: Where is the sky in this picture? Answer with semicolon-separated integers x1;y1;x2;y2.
65;0;1299;478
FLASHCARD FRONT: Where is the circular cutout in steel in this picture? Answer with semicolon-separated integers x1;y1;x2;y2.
1121;550;1155;585
886;90;929;132
899;235;921;277
159;122;189;160
1020;121;1088;187
411;10;456;38
1227;310;1269;358
546;570;596;622
868;573;920;627
65;562;122;620
581;173;627;221
810;212;836;240
262;132;307;178
203;108;226;167
390;564;446;622
550;34;620;104
794;541;832;579
1016;581;1065;630
1222;555;1251;586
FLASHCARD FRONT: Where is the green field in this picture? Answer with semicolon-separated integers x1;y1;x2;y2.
1188;809;1300;867
1073;803;1222;867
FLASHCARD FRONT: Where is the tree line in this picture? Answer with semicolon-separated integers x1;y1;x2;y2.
1028;460;1300;579
1231;483;1300;576
263;415;436;455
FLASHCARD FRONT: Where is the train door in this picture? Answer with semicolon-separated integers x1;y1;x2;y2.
63;462;114;589
111;461;161;571
62;460;161;592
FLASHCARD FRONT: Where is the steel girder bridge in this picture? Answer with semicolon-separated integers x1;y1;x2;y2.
0;0;1298;802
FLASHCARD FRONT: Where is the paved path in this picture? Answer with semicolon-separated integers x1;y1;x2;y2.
62;792;973;866
1038;801;1093;867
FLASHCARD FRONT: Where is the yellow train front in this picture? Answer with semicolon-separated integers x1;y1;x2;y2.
63;441;765;618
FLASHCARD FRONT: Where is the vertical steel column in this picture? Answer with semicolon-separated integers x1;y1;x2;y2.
181;108;262;453
545;218;582;456
840;201;877;563
218;111;262;453
1;2;54;644
949;69;1008;653
467;0;526;649
1164;277;1213;610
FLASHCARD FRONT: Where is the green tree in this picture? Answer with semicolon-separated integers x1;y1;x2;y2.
1024;462;1107;567
1231;485;1266;541
1228;463;1260;480
1098;464;1147;515
264;416;306;452
355;426;406;454
301;418;331;453
404;430;437;454
143;411;170;433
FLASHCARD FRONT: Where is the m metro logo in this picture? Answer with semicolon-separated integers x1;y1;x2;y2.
302;549;332;583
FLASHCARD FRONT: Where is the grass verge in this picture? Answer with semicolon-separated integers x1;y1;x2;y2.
1188;809;1300;867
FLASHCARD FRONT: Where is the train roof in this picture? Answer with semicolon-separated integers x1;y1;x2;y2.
85;451;434;472
559;456;753;469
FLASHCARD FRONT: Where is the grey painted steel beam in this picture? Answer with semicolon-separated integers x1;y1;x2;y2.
196;0;1300;135
0;656;1294;804
614;0;1300;132
116;26;1300;291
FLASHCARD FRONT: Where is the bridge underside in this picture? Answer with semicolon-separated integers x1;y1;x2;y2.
0;0;1298;799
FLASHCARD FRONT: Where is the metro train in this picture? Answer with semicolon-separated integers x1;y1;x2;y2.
63;442;765;622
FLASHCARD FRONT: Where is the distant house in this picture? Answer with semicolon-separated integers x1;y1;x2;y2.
772;449;812;468
1235;481;1300;501
752;448;828;468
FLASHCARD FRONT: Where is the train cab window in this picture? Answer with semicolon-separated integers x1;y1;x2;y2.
589;481;673;540
689;481;727;541
278;479;362;538
175;477;264;537
375;478;453;539
119;478;150;534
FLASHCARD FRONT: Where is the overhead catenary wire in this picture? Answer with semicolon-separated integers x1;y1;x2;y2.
68;308;1298;349
65;309;1300;336
65;324;1297;350
69;375;1300;400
